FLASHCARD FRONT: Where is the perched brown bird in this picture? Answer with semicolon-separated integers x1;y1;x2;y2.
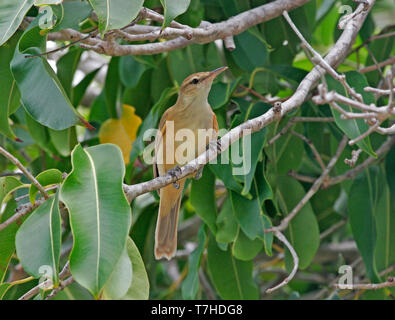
153;66;228;260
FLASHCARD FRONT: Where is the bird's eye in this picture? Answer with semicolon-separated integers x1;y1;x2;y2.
191;78;199;85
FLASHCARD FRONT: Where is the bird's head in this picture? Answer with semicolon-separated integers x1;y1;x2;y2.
178;66;228;102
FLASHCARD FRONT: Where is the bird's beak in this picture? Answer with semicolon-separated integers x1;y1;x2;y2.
206;66;228;81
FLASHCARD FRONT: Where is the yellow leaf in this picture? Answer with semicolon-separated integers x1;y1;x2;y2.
99;105;142;164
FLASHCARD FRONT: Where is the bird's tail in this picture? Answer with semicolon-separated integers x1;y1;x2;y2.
155;180;185;260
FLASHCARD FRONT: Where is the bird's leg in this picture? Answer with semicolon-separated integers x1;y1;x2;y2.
167;165;182;189
194;166;203;180
206;139;222;153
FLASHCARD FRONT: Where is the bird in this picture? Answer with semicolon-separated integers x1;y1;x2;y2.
153;66;228;260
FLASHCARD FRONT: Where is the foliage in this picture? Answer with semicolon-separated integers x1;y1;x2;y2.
0;0;394;300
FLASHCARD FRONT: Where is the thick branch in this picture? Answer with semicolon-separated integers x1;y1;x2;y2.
48;0;312;56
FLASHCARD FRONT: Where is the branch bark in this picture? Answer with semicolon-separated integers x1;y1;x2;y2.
48;0;312;56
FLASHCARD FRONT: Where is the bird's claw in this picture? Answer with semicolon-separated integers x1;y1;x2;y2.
195;167;203;180
167;165;181;189
206;139;221;153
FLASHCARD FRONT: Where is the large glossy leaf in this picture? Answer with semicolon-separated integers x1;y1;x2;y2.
374;180;395;275
0;200;18;283
120;237;149;300
25;110;59;155
119;55;146;89
215;196;238;244
0;31;22;140
15;192;61;286
60;144;131;297
232;228;263;261
276;176;320;270
56;48;82;98
326;72;375;156
48;127;78;157
102;246;132;299
181;226;206;299
160;0;191;29
349;167;382;282
0;0;34;46
207;235;258;299
11;24;81;130
230;28;268;72
88;0;144;34
190;168;217;234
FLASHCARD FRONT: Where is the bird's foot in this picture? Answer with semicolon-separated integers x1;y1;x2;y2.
206;139;222;153
167;165;181;189
194;167;203;180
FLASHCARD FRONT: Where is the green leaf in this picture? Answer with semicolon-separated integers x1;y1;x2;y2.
348;167;382;282
119;55;146;88
270;120;305;174
11;25;80;130
209;153;243;194
232;102;268;195
365;35;394;86
24;111;56;154
0;200;18;283
374;178;395;274
215;196;238;244
29;168;62;204
105;57;121;118
121;237;149;300
88;0;144;35
0;31;22;140
0;176;24;208
48;127;78;157
190;167;217;234
232;228;263;261
49;282;93;300
181;226;206;299
0;0;35;46
276;176;320;270
56;48;82;98
102;246;132;299
60;144;131;297
230;190;263;240
207;235;258;299
72;67;100;107
208;78;241;110
326;71;376;156
160;0;191;29
51;0;92;32
15;192;61;286
0;283;13;300
230;28;268;72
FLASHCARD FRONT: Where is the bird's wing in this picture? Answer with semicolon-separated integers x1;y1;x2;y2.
212;112;218;135
153;107;172;179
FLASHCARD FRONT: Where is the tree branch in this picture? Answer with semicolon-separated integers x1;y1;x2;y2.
48;0;312;56
123;0;374;201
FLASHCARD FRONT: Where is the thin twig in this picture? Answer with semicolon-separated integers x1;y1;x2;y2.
334;277;395;290
19;262;70;300
282;10;363;102
0;146;48;199
268;135;348;233
291;130;326;170
266;231;299;294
